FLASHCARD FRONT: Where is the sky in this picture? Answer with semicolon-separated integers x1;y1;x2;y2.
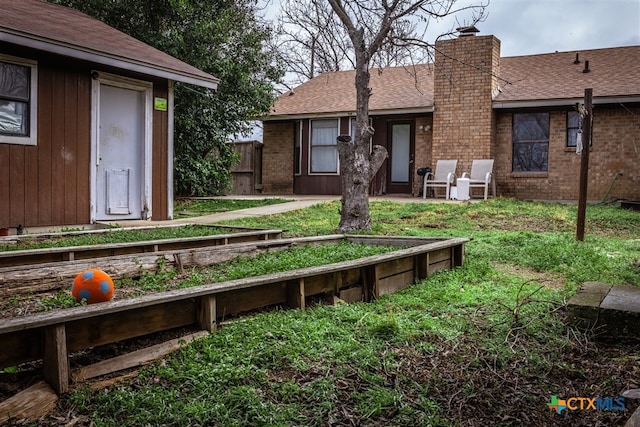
445;0;640;57
263;0;640;58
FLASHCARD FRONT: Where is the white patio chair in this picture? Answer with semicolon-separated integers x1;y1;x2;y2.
423;160;458;200
462;159;496;200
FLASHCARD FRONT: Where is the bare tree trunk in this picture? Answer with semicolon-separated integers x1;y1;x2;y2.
337;135;368;231
337;136;387;232
336;25;377;232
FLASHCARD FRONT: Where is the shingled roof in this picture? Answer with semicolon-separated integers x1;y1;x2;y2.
268;44;640;119
271;65;435;118
0;0;219;89
496;46;640;107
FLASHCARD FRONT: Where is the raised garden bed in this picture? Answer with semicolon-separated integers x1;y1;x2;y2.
0;226;282;267
0;234;468;395
0;227;283;296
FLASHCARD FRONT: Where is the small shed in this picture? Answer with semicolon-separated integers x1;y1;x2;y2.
0;0;219;229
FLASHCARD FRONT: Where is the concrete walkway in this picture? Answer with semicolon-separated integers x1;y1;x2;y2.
98;194;460;229
101;195;341;228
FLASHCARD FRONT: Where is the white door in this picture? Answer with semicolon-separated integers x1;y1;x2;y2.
93;76;152;222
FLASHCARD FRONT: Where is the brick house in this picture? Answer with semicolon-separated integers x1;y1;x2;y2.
261;32;640;202
0;0;219;229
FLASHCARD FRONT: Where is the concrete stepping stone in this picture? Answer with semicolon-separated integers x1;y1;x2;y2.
567;281;640;339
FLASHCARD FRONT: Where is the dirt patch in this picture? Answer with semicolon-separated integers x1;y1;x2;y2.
3;314;639;426
400;333;639;426
493;262;568;289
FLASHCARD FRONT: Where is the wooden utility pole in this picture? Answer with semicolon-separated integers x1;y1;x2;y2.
576;88;593;241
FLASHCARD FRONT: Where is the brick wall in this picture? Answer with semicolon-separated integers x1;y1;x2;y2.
413;116;433;195
432;35;500;176
262;122;294;194
496;107;640;201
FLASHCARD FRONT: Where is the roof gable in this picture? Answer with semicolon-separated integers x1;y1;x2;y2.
270;65;435;118
0;0;219;89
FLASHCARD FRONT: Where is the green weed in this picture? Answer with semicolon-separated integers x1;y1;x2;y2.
38;290;77;311
0;225;231;252
27;199;640;425
173;197;289;217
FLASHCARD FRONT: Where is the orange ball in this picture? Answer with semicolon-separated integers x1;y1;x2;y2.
72;269;114;304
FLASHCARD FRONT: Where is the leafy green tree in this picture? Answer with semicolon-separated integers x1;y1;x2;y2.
50;0;283;195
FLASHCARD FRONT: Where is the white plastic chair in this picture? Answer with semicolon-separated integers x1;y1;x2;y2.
423;160;457;200
462;159;496;200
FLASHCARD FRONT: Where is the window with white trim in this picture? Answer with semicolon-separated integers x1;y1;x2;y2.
310;119;338;173
0;55;37;145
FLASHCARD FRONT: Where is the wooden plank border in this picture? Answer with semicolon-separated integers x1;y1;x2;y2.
0;228;283;267
0;235;468;394
0;234;341;296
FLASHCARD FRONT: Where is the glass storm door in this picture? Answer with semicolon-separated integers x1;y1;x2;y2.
387;122;413;194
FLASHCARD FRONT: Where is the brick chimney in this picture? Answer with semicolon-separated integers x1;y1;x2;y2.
432;32;501;170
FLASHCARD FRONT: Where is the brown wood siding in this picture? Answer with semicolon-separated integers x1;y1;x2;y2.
0;141;9;225
76;75;91;222
295;118;342;195
63;73;78;224
0;62;92;229
24;137;39;226
293;119;307;194
9;145;26;225
37;68;53;226
289;115;424;196
295;174;342;195
339;117;350;135
50;69;66;225
152;82;169;220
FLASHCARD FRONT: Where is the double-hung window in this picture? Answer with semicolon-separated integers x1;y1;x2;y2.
512;112;549;172
0;55;37;145
310;119;338;173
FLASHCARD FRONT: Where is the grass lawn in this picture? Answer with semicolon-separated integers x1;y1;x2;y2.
173;197;290;218
0;225;236;252
8;199;640;426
